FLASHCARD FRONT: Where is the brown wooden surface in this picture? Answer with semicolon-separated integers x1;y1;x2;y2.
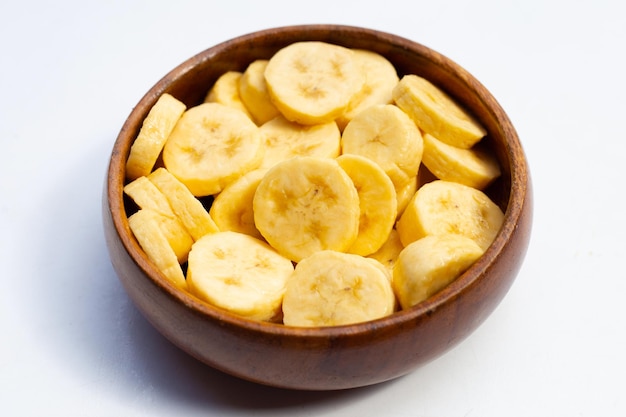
102;24;533;390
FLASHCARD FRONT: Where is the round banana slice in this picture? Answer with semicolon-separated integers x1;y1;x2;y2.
238;59;281;125
341;104;423;188
282;250;396;327
392;74;487;149
258;115;340;170
422;133;501;190
204;71;253;120
264;41;365;125
395;175;418;220
128;209;187;291
162;102;264;197
337;154;397;256
393;234;484;309
396;180;504;251
187;231;294;322
125;93;186;181
209;168;267;240
253;156;360;262
336;49;399;130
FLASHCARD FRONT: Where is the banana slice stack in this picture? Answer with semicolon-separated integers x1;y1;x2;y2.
123;41;505;327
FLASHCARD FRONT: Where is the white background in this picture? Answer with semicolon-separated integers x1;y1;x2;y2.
2;1;625;416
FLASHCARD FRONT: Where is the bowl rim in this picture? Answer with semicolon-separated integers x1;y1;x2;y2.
106;23;529;339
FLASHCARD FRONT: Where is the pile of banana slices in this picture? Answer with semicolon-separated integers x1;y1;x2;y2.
123;41;504;327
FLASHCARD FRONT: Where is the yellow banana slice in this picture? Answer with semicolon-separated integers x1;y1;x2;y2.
124;175;176;217
162;102;264;196
253;156;360;262
204;71;253;120
396;180;504;251
367;228;404;273
341;104;423;188
392;74;487;149
336;154;397;256
393;234;484;309
264;41;365;125
422;133;501;190
148;168;219;241
238;59;281;125
282;250;396;327
336;49;399;130
124;176;193;262
258;115;340;170
128;209;187;290
209;168;266;240
125;93;186;181
186;231;294;322
395;175;418;220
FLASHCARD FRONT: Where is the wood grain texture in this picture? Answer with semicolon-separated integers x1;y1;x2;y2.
102;24;532;390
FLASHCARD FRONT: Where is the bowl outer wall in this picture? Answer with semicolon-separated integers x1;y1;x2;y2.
102;24;533;390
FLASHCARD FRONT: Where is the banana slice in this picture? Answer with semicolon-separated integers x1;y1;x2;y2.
209;168;266;240
162;102;264;196
337;154;397;256
422;133;501;190
128;209;187;290
124;175;176;216
395;175;418;220
124;176;193;262
393;234;483;309
238;59;281;125
125;93;186;181
253;156;360;262
204;71;253;120
396;180;504;251
148;168;219;241
367;228;404;273
187;231;294;322
341;104;423;188
336;49;399;130
393;74;486;149
264;41;365;125
282;250;396;327
258;115;340;170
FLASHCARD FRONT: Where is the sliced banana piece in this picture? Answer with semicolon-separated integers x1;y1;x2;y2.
148;168;219;241
264;41;365;125
187;231;294;322
238;59;281;125
204;71;253;120
396;180;504;251
341;104;423;188
336;49;399;130
258;115;340;170
337;154;397;256
395;175;418;220
125;93;186;181
209;168;266;240
393;234;484;309
162;102;264;196
422;133;501;190
393;74;486;149
282;250;396;327
128;209;187;290
253;156;360;262
124;176;193;262
124;175;176;217
367;228;404;273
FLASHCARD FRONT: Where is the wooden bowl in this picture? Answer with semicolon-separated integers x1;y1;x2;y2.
102;24;532;391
